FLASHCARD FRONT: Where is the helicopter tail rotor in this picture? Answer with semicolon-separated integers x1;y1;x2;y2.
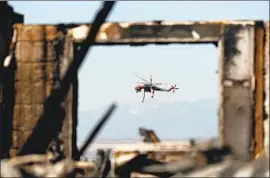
172;84;179;93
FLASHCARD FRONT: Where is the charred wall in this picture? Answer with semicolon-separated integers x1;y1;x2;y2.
6;24;78;159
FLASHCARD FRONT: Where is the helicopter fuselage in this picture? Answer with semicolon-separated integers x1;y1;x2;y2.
135;85;163;93
143;85;151;92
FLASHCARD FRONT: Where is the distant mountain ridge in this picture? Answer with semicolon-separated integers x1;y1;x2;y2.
77;99;218;142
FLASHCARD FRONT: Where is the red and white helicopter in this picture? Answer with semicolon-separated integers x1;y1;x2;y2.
134;74;178;103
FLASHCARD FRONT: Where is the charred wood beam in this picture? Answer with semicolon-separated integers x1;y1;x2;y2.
67;21;256;45
253;21;265;158
89;149;111;178
115;154;173;178
18;1;116;156
136;145;232;176
264;22;269;156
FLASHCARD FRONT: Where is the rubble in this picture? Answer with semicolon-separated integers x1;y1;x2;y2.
1;141;269;177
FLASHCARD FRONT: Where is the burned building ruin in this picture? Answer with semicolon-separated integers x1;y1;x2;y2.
0;1;269;177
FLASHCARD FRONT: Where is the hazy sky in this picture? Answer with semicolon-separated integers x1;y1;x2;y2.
10;1;269;111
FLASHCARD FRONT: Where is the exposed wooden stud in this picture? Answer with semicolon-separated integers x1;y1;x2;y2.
254;22;265;158
264;22;269;156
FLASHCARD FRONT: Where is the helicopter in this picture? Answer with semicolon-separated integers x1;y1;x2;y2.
134;73;179;103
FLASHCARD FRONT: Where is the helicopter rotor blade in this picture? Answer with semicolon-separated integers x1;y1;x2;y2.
136;82;165;86
136;82;147;85
152;82;169;86
133;73;150;84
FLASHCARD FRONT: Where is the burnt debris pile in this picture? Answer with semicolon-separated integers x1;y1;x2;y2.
1;137;269;177
0;1;269;178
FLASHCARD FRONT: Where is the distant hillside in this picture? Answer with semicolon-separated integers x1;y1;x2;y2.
77;99;218;142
